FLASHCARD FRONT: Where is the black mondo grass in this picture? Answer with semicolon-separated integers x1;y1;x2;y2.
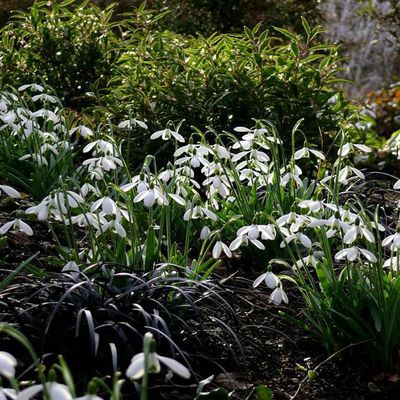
0;266;240;389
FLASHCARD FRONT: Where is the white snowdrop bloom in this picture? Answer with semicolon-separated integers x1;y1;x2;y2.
298;200;324;213
382;231;400;250
80;183;100;198
100;218;127;238
212;240;232;259
62;261;80;280
253;271;279;289
151;128;184;143
280;232;312;249
18;83;44;92
0;388;16;400
394;179;400;190
78;126;93;139
174;147;210;168
338;165;365;184
211;144;230;160
32;109;59;123
70;212;104;229
200;226;211;240
229;234;265;251
292;253;318;270
294;146;325;160
269;284;289;305
32;94;57;103
90;196;119;216
83;140;114;155
280;172;302;187
82;155;123;172
118;118;148;130
334;246;377;263
0;219;33;236
1;111;17;126
0;185;20;199
126;334;190;380
168;193;186;206
134;186;169;208
338;143;371;157
203;174;230;198
183;202;217;221
174;143;209;158
26;200;50;221
232;148;270;163
121;175;149;193
237;224;276;241
276;212;309;233
383;256;400;271
0;351;17;379
343;223;375;244
17;382;72;400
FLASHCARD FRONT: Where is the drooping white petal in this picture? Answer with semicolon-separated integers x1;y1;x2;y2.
157;355;191;379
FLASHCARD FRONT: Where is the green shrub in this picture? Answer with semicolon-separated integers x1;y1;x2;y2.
0;0;120;109
99;17;349;159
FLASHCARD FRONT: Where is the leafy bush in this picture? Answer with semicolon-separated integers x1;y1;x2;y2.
99;18;349;160
0;0;120;109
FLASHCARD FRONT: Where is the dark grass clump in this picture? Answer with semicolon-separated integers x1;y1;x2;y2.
0;265;240;390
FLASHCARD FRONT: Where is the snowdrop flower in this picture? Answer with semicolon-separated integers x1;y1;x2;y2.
298;200;324;213
200;226;211;240
280;172;302;187
384;256;400;271
338;143;371;158
294;146;325;160
183;202;217;221
0;185;20;199
32;94;57;103
151;128;184;143
212;240;232;259
211;144;230;160
126;334;190;380
16;382;72;400
0;219;33;236
293;252;318;270
18;83;44;92
100;218;127;238
382;230;400;250
394;179;400;190
26;200;50;221
253;271;279;289
77;126;93;139
334;246;377;263
338;165;365;184
237;224;276;241
90;197;119;216
134;185;169;208
269;284;289;305
229;233;265;251
0;388;16;400
118;118;148;130
343;220;375;244
280;232;312;249
0;352;17;379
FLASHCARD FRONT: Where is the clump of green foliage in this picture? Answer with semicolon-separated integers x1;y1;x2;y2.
0;0;120;108
99;12;348;157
